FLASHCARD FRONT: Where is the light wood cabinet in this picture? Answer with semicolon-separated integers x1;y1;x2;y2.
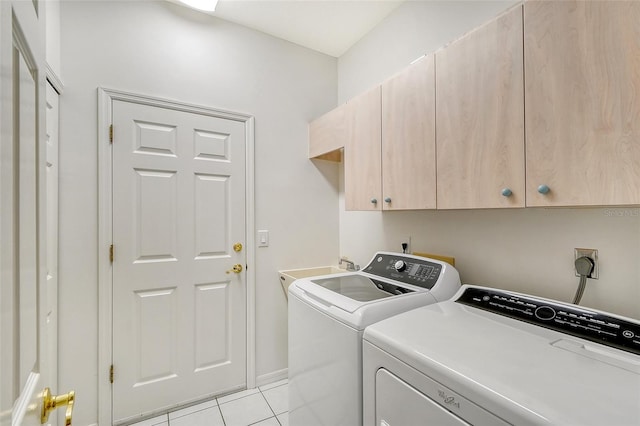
309;103;346;162
524;0;640;206
344;86;382;211
312;1;640;211
381;54;436;210
436;5;525;209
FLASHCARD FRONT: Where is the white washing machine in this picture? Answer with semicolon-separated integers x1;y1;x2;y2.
288;252;461;426
363;285;640;426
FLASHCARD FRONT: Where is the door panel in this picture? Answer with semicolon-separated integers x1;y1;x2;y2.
134;169;178;261
194;283;230;370
194;174;229;257
112;99;247;422
17;44;39;396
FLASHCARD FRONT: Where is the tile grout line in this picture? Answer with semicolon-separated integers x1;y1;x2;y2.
255;387;278;425
137;384;288;426
261;383;289;425
216;398;227;426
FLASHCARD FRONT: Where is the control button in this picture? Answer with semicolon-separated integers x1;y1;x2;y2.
394;260;407;272
482;296;490;302
622;330;635;339
535;306;556;321
377;256;383;262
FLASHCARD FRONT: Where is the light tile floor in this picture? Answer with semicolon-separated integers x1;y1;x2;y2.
130;379;289;426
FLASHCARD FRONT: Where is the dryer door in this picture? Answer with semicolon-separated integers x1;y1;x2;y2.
376;369;470;426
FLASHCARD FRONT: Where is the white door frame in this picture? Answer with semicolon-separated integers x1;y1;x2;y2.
97;88;256;426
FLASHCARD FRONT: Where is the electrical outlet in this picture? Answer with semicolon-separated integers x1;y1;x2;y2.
574;248;598;279
401;236;412;254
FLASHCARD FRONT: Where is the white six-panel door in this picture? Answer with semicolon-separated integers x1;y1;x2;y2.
111;98;248;423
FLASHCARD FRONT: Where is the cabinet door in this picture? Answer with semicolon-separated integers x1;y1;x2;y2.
525;1;640;206
309;104;346;162
382;55;436;210
436;5;525;209
345;86;382;211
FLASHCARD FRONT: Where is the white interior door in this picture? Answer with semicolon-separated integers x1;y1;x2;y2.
0;1;61;426
45;82;60;426
111;98;247;423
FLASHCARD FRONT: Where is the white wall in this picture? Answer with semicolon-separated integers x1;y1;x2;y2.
45;0;61;81
337;1;640;319
58;2;338;424
338;0;517;103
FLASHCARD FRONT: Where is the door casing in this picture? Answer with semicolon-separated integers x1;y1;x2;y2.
97;88;256;426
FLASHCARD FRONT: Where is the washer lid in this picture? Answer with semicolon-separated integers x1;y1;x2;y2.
364;291;640;425
310;275;413;302
290;274;437;329
293;273;415;314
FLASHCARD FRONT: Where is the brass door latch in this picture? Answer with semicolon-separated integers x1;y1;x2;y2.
41;387;74;425
226;264;243;274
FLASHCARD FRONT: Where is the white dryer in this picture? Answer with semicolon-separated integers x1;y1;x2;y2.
288;252;461;426
363;285;640;425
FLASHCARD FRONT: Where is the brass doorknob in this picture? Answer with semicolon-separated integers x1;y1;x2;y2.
233;243;243;252
226;264;243;274
41;387;74;425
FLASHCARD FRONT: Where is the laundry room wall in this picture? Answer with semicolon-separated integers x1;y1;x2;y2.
58;2;338;424
336;1;640;320
45;0;61;79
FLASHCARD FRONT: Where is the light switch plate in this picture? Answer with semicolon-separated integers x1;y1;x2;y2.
258;230;269;247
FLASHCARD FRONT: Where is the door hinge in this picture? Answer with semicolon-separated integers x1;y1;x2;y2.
109;365;114;383
109;244;114;263
109;124;113;143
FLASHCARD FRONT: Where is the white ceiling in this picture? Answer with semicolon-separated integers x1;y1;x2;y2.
195;0;404;57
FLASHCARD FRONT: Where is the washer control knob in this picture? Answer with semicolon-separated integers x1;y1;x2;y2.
394;260;407;272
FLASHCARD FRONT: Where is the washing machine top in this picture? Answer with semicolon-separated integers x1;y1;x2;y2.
363;285;640;425
288;252;461;329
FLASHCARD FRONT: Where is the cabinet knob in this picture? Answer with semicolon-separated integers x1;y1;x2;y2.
501;188;512;197
370;198;378;204
384;197;392;203
537;184;550;194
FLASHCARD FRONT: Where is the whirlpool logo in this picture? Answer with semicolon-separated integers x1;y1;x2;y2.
438;389;461;410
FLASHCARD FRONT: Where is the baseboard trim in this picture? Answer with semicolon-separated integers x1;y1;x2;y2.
256;368;288;388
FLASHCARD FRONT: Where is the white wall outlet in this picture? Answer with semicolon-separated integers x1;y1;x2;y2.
574;248;598;279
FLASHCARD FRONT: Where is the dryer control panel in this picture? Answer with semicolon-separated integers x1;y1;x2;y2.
363;253;443;290
456;286;640;356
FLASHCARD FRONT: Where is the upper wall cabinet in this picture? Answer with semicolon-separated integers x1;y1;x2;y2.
382;54;437;210
345;86;382;211
436;5;525;209
309;103;346;162
525;0;640;206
